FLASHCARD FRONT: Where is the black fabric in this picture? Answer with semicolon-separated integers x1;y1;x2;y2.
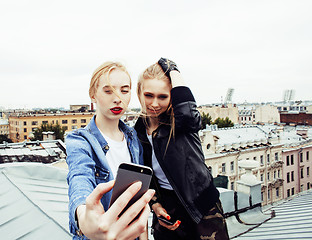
153;189;229;240
171;86;195;107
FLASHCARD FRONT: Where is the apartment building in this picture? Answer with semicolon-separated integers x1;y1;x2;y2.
8;111;94;142
280;129;312;198
201;125;284;205
0;119;9;136
238;104;280;125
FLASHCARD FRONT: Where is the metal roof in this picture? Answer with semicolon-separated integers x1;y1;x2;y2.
0;163;71;239
235;189;312;239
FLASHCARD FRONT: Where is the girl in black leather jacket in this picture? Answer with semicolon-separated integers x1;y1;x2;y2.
134;58;229;240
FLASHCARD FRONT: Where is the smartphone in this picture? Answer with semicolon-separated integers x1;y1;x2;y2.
157;216;175;225
109;163;153;216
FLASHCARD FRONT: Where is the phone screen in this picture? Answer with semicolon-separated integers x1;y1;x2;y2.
109;163;153;215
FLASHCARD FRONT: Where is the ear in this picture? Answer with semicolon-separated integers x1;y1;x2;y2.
91;95;96;103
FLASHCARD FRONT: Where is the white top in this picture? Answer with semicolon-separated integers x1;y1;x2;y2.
101;132;131;178
147;132;173;190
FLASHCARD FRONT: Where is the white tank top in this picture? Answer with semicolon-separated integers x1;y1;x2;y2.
147;132;173;190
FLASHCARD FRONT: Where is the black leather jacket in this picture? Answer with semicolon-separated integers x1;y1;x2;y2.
134;86;219;224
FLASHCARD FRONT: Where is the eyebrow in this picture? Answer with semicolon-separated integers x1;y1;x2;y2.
103;84;130;88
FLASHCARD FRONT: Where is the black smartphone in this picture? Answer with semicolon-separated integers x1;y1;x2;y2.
157;215;175;225
109;163;153;216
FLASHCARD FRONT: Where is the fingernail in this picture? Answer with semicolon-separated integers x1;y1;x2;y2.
166;216;171;220
177;220;181;225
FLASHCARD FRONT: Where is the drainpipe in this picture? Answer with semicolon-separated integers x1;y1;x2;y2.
298;148;303;193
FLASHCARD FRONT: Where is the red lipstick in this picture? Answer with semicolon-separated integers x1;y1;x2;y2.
110;107;123;115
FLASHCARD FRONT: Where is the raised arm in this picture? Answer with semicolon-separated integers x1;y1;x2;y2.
158;58;201;132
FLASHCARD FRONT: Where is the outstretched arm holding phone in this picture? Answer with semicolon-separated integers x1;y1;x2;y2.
76;181;154;240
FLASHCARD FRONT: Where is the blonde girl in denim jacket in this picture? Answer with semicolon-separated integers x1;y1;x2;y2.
66;62;155;240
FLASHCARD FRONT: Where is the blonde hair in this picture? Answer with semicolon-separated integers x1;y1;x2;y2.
137;63;175;142
89;61;131;100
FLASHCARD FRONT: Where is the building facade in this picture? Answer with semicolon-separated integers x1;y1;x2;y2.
8;112;94;142
201;126;284;205
0;119;9;136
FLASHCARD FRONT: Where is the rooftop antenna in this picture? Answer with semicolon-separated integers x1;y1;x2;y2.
224;88;234;105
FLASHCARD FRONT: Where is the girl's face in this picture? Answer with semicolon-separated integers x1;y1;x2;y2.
92;69;131;121
141;78;171;118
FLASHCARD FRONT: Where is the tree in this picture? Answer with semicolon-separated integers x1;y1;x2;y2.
212;117;234;128
31;123;66;141
201;112;212;129
0;134;13;143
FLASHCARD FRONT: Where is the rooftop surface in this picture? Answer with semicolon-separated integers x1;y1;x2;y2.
0;163;71;239
235;189;312;239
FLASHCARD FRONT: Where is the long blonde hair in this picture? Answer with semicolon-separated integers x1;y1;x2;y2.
137;62;175;142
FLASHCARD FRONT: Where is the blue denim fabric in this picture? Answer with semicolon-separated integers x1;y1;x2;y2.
66;115;144;239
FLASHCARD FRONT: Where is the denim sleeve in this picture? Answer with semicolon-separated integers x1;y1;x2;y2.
66;132;97;237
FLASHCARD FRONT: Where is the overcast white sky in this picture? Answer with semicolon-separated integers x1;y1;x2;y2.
1;0;311;110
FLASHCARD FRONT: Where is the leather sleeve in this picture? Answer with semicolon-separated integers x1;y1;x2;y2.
171;86;202;133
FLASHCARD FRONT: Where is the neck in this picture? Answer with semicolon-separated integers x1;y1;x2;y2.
146;116;159;135
95;114;123;141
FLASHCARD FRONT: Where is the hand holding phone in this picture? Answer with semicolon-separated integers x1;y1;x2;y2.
109;163;153;216
157;215;175;225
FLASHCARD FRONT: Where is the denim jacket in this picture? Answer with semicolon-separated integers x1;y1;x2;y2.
66;115;143;239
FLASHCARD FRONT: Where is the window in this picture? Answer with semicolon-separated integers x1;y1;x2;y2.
308;183;310;190
300;184;304;192
267;154;270;164
291;171;294;182
62;120;68;124
275;152;278;161
230;182;234;190
221;163;226;173
267;172;270;181
260;155;264;165
261;192;264;201
81;119;87;123
268;189;270;200
31;121;38;126
300;152;303;162
24;135;27;140
42;121;48;125
307;151;309;161
24;128;27;132
72;119;77;124
261;174;263;182
291;155;294;165
274;171;276;179
72;126;77;130
81;125;86;128
301;168;304;178
63;126;68;130
206;144;211;150
253;156;256;161
307;167;310;177
286;156;290;166
291;187;295;195
23;121;27;126
230;161;234;172
278;170;280;178
287;189;290;197
276;187;279;198
287;172;290;183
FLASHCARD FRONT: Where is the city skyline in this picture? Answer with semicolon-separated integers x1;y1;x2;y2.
1;0;312;109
